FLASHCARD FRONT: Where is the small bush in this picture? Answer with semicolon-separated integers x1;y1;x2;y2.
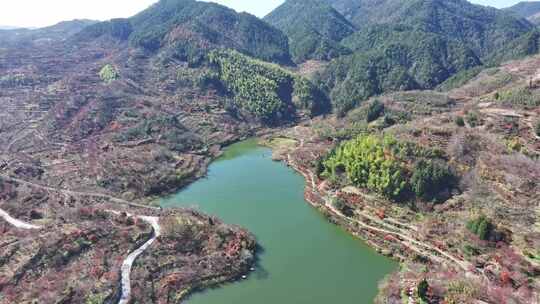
463;244;481;257
411;160;455;202
535;120;540;137
314;156;326;177
333;198;354;217
465;111;482;127
506;137;522;152
85;293;106;304
417;279;429;301
383;115;396;127
366;100;385;122
455;116;465;127
99;64;119;83
467;215;493;241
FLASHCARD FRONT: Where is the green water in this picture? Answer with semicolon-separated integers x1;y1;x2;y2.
161;139;397;304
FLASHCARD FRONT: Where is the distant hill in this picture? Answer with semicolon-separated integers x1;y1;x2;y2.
0;25;25;30
0;20;96;45
76;0;291;64
505;1;540;24
40;19;97;36
264;0;355;62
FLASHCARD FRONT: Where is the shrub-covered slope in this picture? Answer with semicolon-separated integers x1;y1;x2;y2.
264;0;355;62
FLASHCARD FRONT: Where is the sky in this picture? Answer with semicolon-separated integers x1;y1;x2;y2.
0;0;528;28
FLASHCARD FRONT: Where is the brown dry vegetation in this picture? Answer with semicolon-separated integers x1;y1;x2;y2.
0;25;258;302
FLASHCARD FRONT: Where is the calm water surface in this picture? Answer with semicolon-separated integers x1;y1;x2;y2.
161;139;397;304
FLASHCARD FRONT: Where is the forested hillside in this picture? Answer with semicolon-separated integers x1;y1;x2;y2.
264;0;355;62
317;25;481;114
76;0;291;64
208;49;328;122
279;0;538;114
322;0;531;46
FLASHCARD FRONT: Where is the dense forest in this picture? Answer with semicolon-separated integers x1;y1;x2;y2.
208;49;327;123
264;0;355;62
315;25;482;114
321;134;456;202
75;0;292;64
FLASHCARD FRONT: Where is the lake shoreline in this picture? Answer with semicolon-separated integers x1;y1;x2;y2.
161;139;397;304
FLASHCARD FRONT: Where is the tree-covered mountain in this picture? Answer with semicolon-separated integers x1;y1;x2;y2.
505;1;540;24
297;0;537;114
76;0;291;64
317;25;481;114
321;0;532;57
208;49;328;122
264;0;355;62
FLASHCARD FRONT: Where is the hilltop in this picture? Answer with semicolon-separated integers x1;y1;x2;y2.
75;0;291;64
506;1;540;24
0;20;97;46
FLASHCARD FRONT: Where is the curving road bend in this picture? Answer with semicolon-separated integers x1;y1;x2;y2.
0;208;41;229
0;176;162;304
118;215;161;304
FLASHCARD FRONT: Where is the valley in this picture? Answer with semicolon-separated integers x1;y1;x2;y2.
0;0;539;303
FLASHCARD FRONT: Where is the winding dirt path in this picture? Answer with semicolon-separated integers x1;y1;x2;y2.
112;212;161;304
0;174;163;303
0;208;41;229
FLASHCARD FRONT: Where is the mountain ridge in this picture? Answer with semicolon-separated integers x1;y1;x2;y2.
75;0;292;64
0;19;97;45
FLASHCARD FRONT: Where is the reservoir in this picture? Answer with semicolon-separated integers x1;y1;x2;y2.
161;139;397;304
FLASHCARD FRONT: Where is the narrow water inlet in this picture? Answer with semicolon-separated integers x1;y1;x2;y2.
161;139;397;304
